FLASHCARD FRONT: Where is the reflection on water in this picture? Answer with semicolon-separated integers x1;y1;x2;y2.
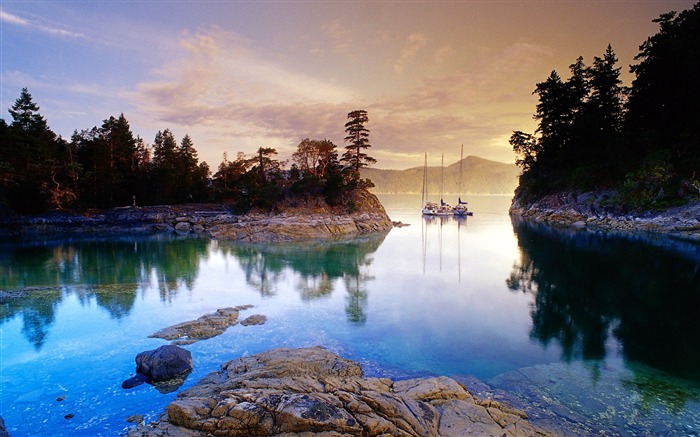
1;235;209;350
508;217;700;382
217;235;386;323
1;233;387;350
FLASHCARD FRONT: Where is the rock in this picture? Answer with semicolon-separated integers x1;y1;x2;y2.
240;314;267;326
122;374;149;389
174;221;191;232
136;345;193;382
126;414;145;424
149;306;254;345
126;347;549;436
0;416;9;437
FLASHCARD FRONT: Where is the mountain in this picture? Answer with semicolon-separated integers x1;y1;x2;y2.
361;156;520;195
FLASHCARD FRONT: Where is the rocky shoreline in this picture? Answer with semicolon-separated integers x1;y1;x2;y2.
0;191;394;243
126;347;550;437
510;191;700;241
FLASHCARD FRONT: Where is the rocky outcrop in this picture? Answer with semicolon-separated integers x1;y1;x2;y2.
0;191;394;242
127;347;549;437
510;191;700;241
149;306;258;345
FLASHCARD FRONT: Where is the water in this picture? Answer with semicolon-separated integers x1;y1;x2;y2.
1;194;699;435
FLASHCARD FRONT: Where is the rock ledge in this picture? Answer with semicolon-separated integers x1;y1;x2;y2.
127;347;548;436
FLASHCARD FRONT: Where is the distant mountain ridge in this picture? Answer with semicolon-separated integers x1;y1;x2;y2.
361;156;519;195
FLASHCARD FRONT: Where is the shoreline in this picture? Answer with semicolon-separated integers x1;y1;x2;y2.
509;191;700;242
0;192;395;243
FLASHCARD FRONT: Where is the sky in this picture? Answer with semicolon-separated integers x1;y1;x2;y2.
1;0;697;170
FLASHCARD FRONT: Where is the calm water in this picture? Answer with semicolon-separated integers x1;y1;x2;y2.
1;194;700;435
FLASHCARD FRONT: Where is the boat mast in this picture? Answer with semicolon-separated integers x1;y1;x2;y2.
459;144;463;200
440;154;444;203
422;152;428;206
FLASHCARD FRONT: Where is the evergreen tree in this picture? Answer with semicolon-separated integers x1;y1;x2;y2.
582;45;626;181
151;129;179;204
342;110;376;177
625;3;700;180
176;134;210;202
5;88;66;212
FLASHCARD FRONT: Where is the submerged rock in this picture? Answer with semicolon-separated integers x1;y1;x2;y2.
487;360;700;436
240;314;267;326
126;347;549;436
0;416;9;437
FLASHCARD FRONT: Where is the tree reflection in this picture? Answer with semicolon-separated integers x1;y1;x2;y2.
509;217;700;383
0;234;207;347
220;232;387;322
1;231;388;348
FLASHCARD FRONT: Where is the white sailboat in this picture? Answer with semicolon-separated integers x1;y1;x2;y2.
421;153;438;215
453;144;473;217
422;154;452;216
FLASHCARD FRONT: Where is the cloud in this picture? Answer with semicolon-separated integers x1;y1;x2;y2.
393;33;430;74
128;27;552;169
0;8;87;39
1;10;28;26
130;27;360;163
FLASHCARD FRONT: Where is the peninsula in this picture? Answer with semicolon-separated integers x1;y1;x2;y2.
0;189;394;243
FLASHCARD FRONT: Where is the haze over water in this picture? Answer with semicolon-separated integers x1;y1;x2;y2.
1;194;699;435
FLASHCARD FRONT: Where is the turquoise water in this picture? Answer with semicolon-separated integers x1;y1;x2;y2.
1;194;699;435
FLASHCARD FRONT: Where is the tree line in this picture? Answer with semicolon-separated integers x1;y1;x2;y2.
0;93;376;214
511;3;699;209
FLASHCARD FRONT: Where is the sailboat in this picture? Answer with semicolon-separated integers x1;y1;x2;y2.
421;153;452;216
453;145;473;217
421;153;438;215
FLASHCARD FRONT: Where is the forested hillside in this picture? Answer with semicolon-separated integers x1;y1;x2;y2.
361;156;519;194
511;3;699;210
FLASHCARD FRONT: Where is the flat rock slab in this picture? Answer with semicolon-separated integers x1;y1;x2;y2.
149;305;258;345
127;347;549;436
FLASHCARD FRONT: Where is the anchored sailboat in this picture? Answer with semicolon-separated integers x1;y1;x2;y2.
453;144;473;217
421;153;452;215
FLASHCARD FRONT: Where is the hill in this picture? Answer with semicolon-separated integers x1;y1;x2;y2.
361;156;519;195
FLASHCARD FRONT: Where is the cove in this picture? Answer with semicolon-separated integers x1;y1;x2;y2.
1;194;699;436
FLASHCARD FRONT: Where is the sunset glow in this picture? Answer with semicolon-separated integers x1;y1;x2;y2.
2;1;695;169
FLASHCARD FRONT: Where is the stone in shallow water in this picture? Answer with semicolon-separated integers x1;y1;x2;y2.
148;305;254;345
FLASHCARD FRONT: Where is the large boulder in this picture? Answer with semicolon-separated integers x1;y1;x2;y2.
136;345;193;382
127;347;549;436
122;345;193;394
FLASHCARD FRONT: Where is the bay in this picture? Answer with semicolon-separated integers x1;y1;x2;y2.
1;194;699;435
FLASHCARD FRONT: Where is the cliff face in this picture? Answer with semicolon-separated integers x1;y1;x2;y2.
0;190;394;243
510;190;700;241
